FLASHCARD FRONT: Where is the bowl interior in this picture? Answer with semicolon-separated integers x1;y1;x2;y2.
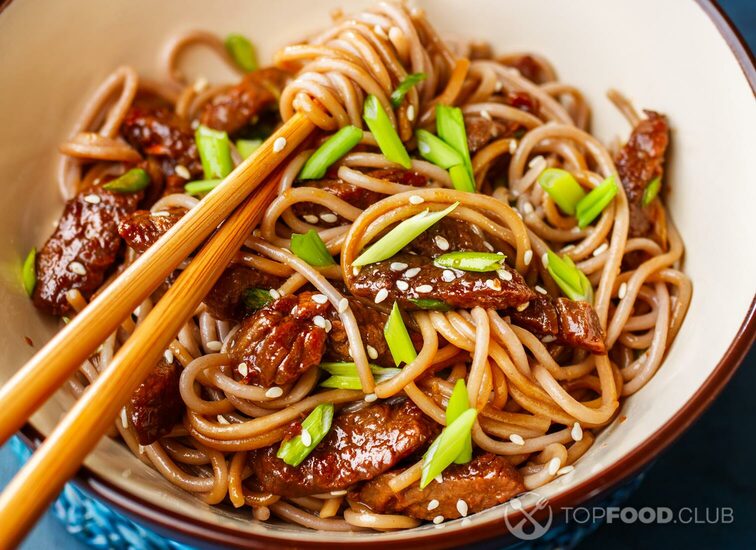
0;0;754;544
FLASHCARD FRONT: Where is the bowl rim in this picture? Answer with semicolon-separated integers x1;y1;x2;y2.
11;0;756;547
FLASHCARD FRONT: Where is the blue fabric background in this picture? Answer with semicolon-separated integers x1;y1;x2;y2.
1;2;752;548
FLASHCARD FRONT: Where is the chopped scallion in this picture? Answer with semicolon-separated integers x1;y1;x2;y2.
384;302;417;367
290;230;336;267
420;408;477;488
224;34;258;72
242;288;273;310
184;179;221;196
276;403;334;466
319;362;401;390
545;250;594;303
642;176;661;206
352;202;459;266
448;164;476;193
576;175;619;228
102;168;150;193
436;104;474;191
236;139;263;159
299;126;363;180
435;251;505;272
416;129;464;169
390;73;426;107
363;95;411;169
538;168;586;216
22;248;36;297
195;125;233;180
408;298;451;311
446;379;473;464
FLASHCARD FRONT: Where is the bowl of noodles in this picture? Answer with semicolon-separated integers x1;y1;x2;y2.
0;0;754;547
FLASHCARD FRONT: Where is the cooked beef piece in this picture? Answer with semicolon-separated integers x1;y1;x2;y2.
352;453;525;520
228;292;328;387
405;218;488;258
127;356;184;445
203;265;284;321
509;295;606;354
250;400;436;496
615;111;669;238
349;253;534;311
200;68;289;136
465;116;512;154
118;207;186;253
324;298;399;368
33;187;140;316
505;90;540;115
367;168;429;188
500;54;545;84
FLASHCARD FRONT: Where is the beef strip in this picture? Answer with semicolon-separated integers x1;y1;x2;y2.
404;218;489;258
352;453;525;520
127;356;184;445
465;92;540;153
615;111;669;238
33;187;140;316
324;298;398;368
200;68;289;136
499;54;545;84
509;295;606;354
204;265;284;321
249;400;436;497
118;207;186;253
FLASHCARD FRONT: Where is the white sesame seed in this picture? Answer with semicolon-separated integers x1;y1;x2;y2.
509;140;518;154
217;415;230;425
480;109;492;121
541;253;549;267
524;249;533;265
593;243;609;256
163;349;174;364
547;457;561;475
265;386;283;398
83;194;101;204
390;262;408;271
352;266;361;277
338;298;349;313
509;433;525;445
404;267;421;278
324;319;332;332
435;473;443;484
312;293;328;304
300;428;312;446
303;214;319;224
320;212;338;223
396;280;409;291
273;137;287;153
471;225;482;236
618;282;628;299
120;408;128;429
415;284;433;293
290;306;299;316
191;119;200;130
364;393;378;402
486;279;501;291
571;422;584;442
313;315;327;329
427;499;440;511
483;241;494;252
330;490;348;496
418;141;431;155
456;499;469;517
374;288;389;303
407;104;416;121
557;465;575;476
269;289;281;299
535;285;548;295
152;210;171;217
541;335;557;343
442;270;456;283
528;155;545;169
175;164;191;179
206;340;222;351
409;195;424;205
433;515;444;524
238;362;249;377
366;345;378;359
434;235;450;251
495;80;503;92
68;261;86;276
497;269;513;281
522;202;534;215
516;301;530;312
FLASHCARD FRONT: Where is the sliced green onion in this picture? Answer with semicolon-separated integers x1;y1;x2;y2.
22;248;36;297
408;298;451;311
184;179;221;196
242;288;273;310
435;251;505;272
290;230;335;266
436;104;474;188
546;250;594;303
224;34;258;72
319;362;401;390
390;73;426;107
384;302;417;367
363;95;411;169
352;202;459;266
276;403;334;466
102;168;150;193
642;176;661;206
195;125;233;180
448;164;476;193
446;379;473;464
538;168;587;216
416;129;464;169
236;139;263;159
299;126;363;180
420;408;478;488
576;175;619;228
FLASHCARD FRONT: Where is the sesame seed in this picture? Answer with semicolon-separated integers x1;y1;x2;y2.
409;195;424;205
352;266;361;277
338;298;349;313
217;415;230;425
313;315;327;329
83;194;101;204
434;235;450;250
320;212;338;223
524;249;533;265
618;282;628;299
427;499;440;511
541;253;549;267
495;81;503;92
238;362;249;377
152;211;171;217
557;465;575;476
364;393;378;402
415;284;433;293
497;269;513;281
163;349;174;363
486;279;501;291
442;270;456;283
290;306;299;316
522;202;534;215
300;428;312;446
483;241;494;252
509;433;525;445
480;109;492;121
528;155;545;169
193;76;209;93
471;225;482;236
120;408;128;429
404;267;421;278
312;294;328;304
390;262;408;271
269;289;281;299
407;104;416;121
396;280;409;291
265;386;283;398
191;119;199;130
433;515;444;524
535;285;547;295
516;301;530;312
68;261;86;275
547;457;561;475
571;422;584;441
273;137;287;153
541;335;557;343
571;226;582;234
366;345;378;359
374;288;389;303
418;141;431;155
206;340;222;351
509;140;518;154
593;243;609;256
303;214;319;224
456;499;469;517
435;473;443;484
175;164;191;179
324;319;332;332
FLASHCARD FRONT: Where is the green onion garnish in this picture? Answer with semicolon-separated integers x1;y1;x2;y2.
384;302;417;367
538;168;587;216
446;379;473;464
22;248;36;297
448;164;476;193
276;403;334;467
102;168;150;193
642;176;661;206
545;250;594;303
436;104;474;191
184;179;221;196
408;298;451;311
224;34;258;73
352;202;459;266
363;95;411;169
290;230;336;267
299;126;363;180
236;139;263;159
416;129;464;169
435;251;505;272
319;362;401;390
195;125;233;180
242;288;273;310
420;408;477;488
390;73;426;107
575;175;619;228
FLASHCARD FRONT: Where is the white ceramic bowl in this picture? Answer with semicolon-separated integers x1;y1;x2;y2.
0;0;754;547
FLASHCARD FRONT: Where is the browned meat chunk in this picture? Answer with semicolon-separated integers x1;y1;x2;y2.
500;54;546;84
349;253;534;311
228;292;328;387
615;111;669;238
405;218;488;258
118;207;186;253
465;116;512;154
127;356;184;445
203;265;284;321
250;401;435;496
352;453;525;520
33;187;140;316
200;68;289;136
324;298;397;368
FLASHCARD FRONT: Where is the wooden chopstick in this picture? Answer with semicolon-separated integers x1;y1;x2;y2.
0;113;314;447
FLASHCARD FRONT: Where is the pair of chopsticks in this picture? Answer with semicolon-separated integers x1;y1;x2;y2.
0;113;316;547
